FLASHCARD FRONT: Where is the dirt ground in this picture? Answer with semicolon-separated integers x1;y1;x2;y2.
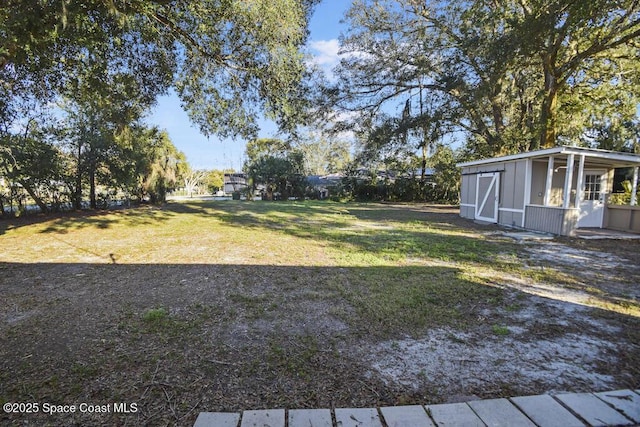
366;228;640;401
0;204;639;426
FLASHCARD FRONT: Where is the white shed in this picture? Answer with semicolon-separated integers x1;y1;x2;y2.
457;146;640;236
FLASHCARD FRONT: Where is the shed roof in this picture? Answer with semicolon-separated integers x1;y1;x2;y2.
457;146;640;168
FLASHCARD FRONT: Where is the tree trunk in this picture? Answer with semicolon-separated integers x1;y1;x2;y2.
246;177;254;201
89;165;97;209
74;142;83;210
421;143;427;182
490;83;505;141
539;60;560;149
18;179;49;213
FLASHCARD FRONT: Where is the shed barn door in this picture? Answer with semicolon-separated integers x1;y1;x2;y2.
475;173;500;223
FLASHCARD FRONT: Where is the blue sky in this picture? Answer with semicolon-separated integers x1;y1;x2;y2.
146;0;350;171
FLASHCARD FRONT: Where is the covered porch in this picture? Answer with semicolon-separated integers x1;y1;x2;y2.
526;147;639;235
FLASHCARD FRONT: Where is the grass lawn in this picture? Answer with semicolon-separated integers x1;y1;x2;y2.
1;200;638;426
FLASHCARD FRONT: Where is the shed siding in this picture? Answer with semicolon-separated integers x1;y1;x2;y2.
501;163;516;209
461;171;476;205
460;205;475;219
604;205;640;233
498;210;523;228
460;147;640;235
499;210;513;226
460;166;479;219
461;161;528;225
513;161;527;208
498;160;527;210
530;160;565;206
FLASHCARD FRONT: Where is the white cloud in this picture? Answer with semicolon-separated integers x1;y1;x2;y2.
308;39;341;67
306;38;344;83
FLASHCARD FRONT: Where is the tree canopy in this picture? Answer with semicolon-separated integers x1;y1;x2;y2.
325;0;640;159
0;0;319;214
1;0;318;139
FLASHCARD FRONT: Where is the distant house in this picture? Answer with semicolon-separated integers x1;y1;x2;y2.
306;174;343;199
223;173;247;194
412;168;435;177
457;146;640;236
351;168;435;182
411;168;436;185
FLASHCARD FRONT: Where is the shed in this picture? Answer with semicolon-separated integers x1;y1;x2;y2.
457;146;640;236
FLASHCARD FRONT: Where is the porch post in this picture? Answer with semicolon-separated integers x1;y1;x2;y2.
631;166;639;206
522;159;532;227
544;156;554;206
563;154;575;209
574;155;585;208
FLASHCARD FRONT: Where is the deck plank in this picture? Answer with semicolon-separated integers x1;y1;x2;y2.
240;409;285;427
193;412;240;427
426;403;485;427
555;393;633;426
467;398;536;427
379;405;434;427
594;390;640;424
288;408;333;427
334;407;383;427
510;395;584;427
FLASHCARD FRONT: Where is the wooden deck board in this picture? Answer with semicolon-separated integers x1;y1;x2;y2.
555;393;633;427
467;398;536;427
510;395;584;427
289;408;333;427
594;390;640;424
334;407;383;427
379;405;434;427
193;412;240;427
426;402;485;426
240;409;285;427
192;389;638;427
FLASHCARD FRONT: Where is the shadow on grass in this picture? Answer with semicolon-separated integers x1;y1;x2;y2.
0;199;331;235
0;262;501;339
0;205;180;236
1;261;638;426
45;200;491;266
189;199;509;265
2;199;636;310
0;262;495;425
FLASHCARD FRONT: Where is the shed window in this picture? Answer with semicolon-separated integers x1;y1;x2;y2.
584;174;601;201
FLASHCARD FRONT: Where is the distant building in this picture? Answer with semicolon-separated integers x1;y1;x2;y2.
306;174;343;199
223;173;247;194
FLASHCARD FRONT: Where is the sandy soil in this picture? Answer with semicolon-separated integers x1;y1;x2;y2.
365;232;640;402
